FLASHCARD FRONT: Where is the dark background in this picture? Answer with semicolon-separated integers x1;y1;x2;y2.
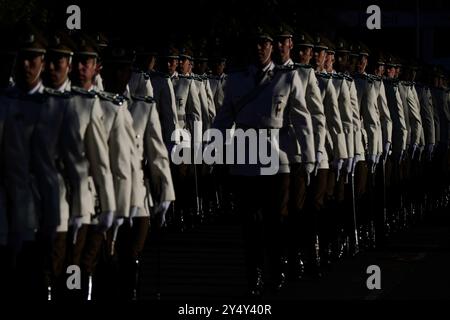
1;0;450;68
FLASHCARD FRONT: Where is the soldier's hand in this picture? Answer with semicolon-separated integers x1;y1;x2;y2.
426;144;434;161
304;162;315;186
97;211;114;232
411;144;418;160
352;154;362;175
69;216;84;245
129;206;139;228
345;157;354;174
314;151;323;176
333;159;344;181
155;201;171;228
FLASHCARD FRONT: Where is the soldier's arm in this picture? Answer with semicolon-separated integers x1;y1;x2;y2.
153;77;179;150
349;81;365;156
360;81;380;157
144;103;176;203
60;100;91;224
338;80;354;158
85;98;116;213
419;88;435;146
395;89;408;151
407;87;423;146
306;70;327;154
109;107;133;218
379;81;393;145
431;91;441;145
324;80;347;160
289;71;315;163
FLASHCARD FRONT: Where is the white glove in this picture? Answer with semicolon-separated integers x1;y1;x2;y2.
69;216;84;244
113;217;124;229
97;211;114;232
332;158;344;181
368;154;377;174
411;143;418;160
426;144;434;161
352;154;363;174
399;150;405;164
304;162;315;186
129;206;139;228
155;201;171;228
383;142;391;156
346;157;354;174
314;151;323;176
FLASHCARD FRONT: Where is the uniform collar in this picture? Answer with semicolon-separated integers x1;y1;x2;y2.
27;81;44;95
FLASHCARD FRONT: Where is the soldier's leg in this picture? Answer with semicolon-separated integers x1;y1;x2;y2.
263;173;290;291
235;175;264;295
63;224;89;300
80;225;106;300
116;216;150;300
302;168;328;276
286;163;307;281
49;231;68;300
354;161;368;250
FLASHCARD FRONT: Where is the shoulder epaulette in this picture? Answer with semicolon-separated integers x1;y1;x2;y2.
342;73;353;82
293;63;313;69
44;87;71;98
132;94;155;103
71;86;96;98
316;72;332;79
331;73;344;80
178;74;194;80
275;64;295;72
97;91;126;106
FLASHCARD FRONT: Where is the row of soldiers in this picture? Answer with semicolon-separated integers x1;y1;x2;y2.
212;24;450;296
0;22;449;300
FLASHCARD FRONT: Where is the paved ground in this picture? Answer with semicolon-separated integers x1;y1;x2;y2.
140;210;450;301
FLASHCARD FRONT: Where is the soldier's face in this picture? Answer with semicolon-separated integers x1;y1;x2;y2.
375;64;384;76
312;49;326;69
324;53;334;72
44;53;71;89
255;39;273;66
356;55;367;73
15;51;45;89
168;58;178;75
298;46;313;64
336;53;348;70
72;55;97;89
276;37;292;63
386;66;396;78
178;57;191;75
213;61;225;75
196;61;208;75
395;67;400;78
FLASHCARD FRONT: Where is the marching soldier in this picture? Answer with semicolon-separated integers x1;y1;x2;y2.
397;60;423;226
383;55;408;232
160;46;202;230
135;45;179;153
352;43;382;247
63;33;117;300
310;34;347;274
36;31;98;300
369;52;393;243
214;26;315;295
324;39;354;262
4;26;49;299
208;53;227;113
99;43;176;300
273;25;321;280
334;38;365;256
